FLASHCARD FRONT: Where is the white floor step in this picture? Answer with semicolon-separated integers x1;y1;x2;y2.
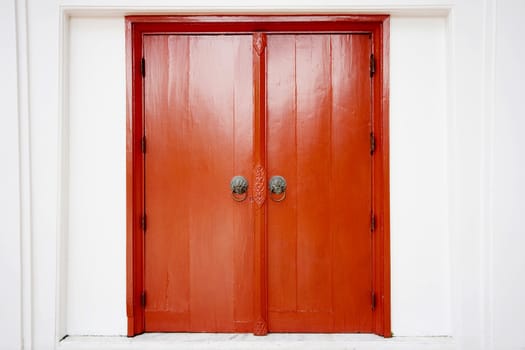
59;334;455;350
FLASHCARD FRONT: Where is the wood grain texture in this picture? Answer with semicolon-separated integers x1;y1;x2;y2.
126;19;145;336
372;17;392;337
267;34;373;332
143;34;254;332
126;15;390;337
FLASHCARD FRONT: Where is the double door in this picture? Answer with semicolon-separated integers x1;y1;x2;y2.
142;32;373;333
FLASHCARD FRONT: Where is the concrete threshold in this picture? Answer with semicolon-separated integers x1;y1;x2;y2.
59;333;455;350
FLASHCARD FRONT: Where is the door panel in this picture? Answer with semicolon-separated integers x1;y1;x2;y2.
143;35;254;332
143;32;373;333
267;34;372;332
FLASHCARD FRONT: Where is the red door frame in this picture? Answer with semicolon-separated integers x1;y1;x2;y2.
126;15;391;337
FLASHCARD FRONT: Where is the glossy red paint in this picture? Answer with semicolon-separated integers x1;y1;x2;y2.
266;33;373;332
252;32;269;335
126;15;390;337
126;19;145;336
142;35;255;332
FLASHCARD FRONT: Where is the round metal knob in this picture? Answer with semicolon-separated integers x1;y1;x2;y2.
268;175;287;202
230;176;248;202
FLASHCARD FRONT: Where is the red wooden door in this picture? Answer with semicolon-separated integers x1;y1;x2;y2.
266;34;373;332
143;34;255;332
143;32;373;333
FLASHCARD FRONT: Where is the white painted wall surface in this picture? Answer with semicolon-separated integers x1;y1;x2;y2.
0;1;22;350
67;17;127;336
389;16;449;336
25;0;61;347
3;0;525;349
492;0;525;349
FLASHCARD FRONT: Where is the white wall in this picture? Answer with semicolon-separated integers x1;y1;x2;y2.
0;1;22;350
3;0;525;349
492;0;525;349
390;16;449;336
66;17;127;335
26;0;60;347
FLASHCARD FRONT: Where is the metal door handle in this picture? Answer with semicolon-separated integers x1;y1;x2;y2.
230;176;249;202
268;175;287;202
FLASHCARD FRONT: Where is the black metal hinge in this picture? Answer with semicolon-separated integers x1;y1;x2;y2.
371;212;376;232
140;214;147;231
370;132;376;155
371;291;376;310
141;57;145;78
140;291;146;307
141;136;146;153
370;54;376;77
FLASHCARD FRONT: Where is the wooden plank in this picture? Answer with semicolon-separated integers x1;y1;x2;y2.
143;35;254;332
267;35;298;315
330;34;373;331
